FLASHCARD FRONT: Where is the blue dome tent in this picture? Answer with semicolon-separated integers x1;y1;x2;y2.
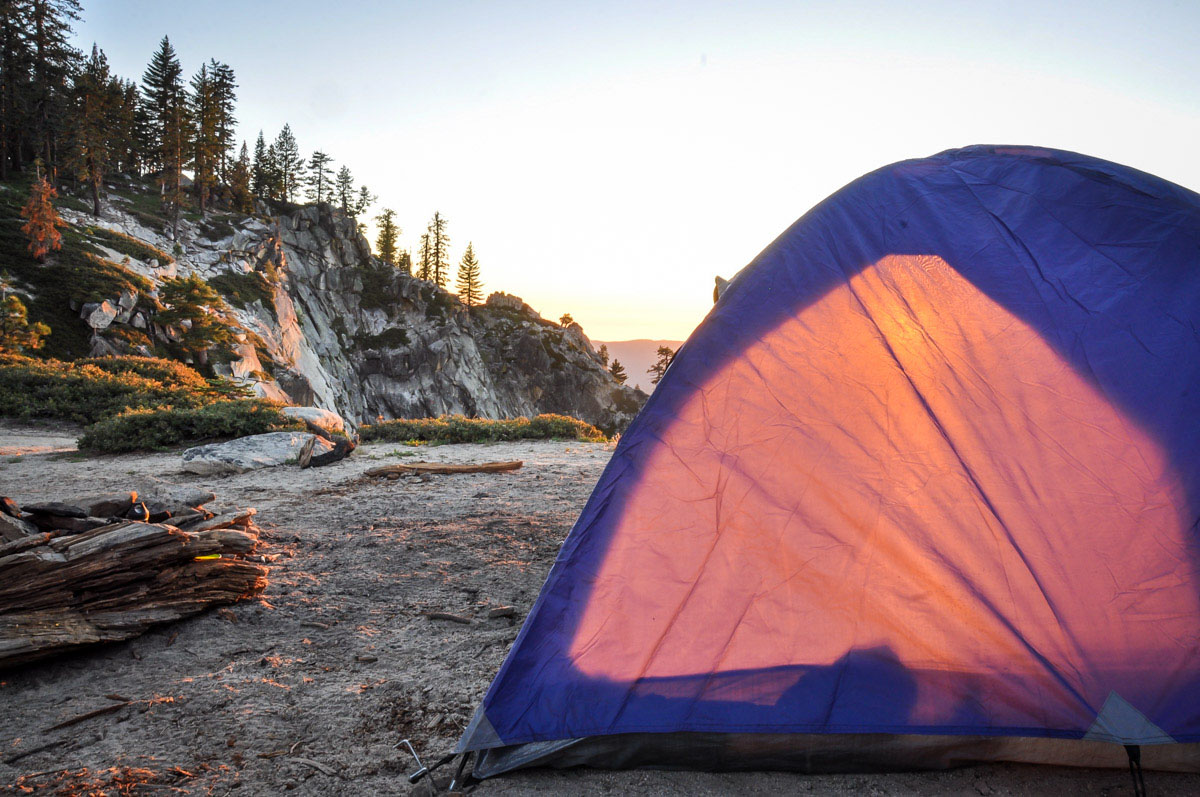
456;146;1200;779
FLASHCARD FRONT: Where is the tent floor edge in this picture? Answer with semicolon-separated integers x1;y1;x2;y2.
471;733;1200;779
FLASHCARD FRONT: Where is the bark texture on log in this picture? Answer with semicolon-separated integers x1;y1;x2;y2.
0;515;267;670
364;460;523;477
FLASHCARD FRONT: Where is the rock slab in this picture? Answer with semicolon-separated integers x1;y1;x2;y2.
181;432;334;475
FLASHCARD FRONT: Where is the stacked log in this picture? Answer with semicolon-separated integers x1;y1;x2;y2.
0;491;268;670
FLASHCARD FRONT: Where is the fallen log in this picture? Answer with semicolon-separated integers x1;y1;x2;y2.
364;460;523;477
0;515;268;670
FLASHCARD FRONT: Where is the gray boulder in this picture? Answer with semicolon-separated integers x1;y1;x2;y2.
181;431;334;475
82;300;118;330
280;406;346;435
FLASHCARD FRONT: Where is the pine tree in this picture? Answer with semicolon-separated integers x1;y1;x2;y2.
251;130;268;197
142;36;189;237
609;359;628;384
427;211;450;287
307;151;333;204
209;60;237;178
375;208;399;265
647;345;676;385
157;274;236;367
264;141;281;200
228;141;252;212
20;167;63;262
598;344;609;366
0;2;33;179
354;184;375;216
334;165;354;213
455;242;483;307
0;294;49;352
114;79;142;175
27;0;82;180
66;44;121;216
560;313;574;326
189;62;221;213
396;249;411;275
272;124;304;202
417;232;431;280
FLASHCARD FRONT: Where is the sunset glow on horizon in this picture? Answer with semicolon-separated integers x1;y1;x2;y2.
74;0;1200;341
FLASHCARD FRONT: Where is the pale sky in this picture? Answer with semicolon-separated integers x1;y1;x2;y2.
74;1;1200;341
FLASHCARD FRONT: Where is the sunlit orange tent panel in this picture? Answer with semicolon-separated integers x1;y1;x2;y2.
458;146;1200;778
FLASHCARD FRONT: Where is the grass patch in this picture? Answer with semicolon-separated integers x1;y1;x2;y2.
77;398;301;453
83;225;174;264
360;413;605;444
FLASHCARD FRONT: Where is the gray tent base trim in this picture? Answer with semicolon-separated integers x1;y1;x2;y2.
472;733;1200;779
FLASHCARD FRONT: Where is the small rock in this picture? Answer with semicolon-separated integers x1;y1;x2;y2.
355;655;378;663
0;512;36;542
85;492;137;518
133;480;216;509
24;502;87;518
83;300;118;330
0;497;20;518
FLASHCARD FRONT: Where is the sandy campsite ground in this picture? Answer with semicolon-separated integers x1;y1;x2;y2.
0;421;1197;796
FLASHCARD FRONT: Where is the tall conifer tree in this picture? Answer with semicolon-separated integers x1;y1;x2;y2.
455;242;483;307
67;44;121;216
189;62;221;212
417;232;431;280
142;36;189;236
272;124;304;202
307;151;333;204
427;211;450;287
334;165;355;213
375;208;399;266
28;0;82;179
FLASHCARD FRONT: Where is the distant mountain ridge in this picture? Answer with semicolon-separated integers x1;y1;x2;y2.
594;339;685;393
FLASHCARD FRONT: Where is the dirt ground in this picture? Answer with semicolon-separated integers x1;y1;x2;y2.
0;421;1197;795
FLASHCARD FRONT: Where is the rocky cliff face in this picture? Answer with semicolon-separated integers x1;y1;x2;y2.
61;198;645;433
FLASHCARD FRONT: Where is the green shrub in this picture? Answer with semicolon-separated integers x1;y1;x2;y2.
199;217;236;241
360;413;605;444
0;353;243;424
209;271;275;315
354;327;409;349
78;399;301;452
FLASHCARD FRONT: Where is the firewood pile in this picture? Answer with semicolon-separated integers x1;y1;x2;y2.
0;487;268;670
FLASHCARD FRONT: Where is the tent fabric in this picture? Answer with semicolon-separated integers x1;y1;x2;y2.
458;145;1200;775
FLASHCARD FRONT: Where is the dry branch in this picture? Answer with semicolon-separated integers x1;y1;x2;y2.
365;460;523;477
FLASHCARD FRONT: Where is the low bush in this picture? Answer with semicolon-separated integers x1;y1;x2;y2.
209;271;275;312
0;354;241;424
360;413;605;444
78;399;301;453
